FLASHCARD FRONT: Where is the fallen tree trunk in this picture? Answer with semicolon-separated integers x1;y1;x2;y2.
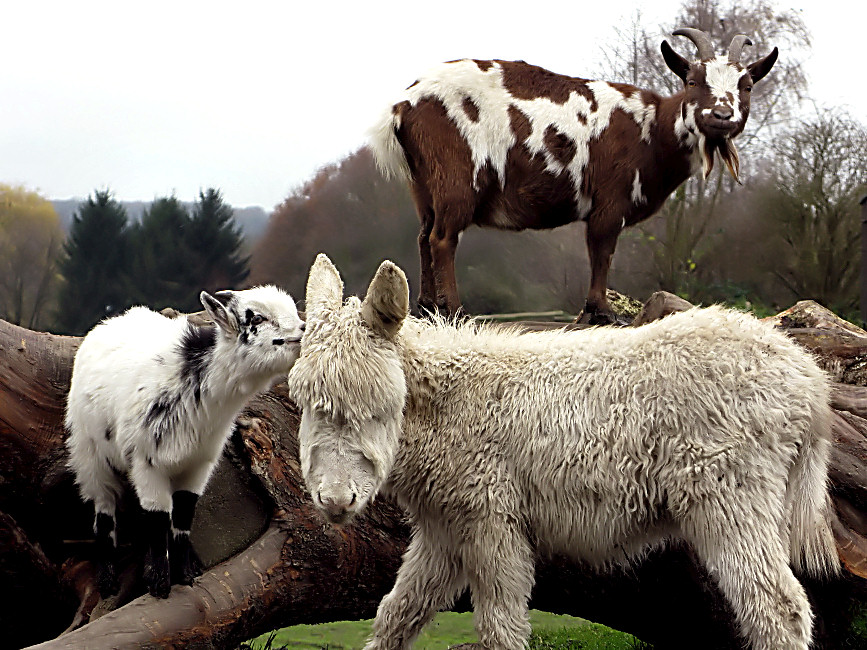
2;297;867;649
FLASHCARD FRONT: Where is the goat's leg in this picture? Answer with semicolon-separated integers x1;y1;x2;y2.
584;219;622;325
412;191;438;314
68;439;123;597
93;509;119;597
463;520;535;650
681;499;813;650
167;460;218;586
429;212;465;316
131;456;173;598
169;490;203;586
365;531;467;650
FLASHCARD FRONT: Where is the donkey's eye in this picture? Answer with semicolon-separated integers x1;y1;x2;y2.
251;314;266;326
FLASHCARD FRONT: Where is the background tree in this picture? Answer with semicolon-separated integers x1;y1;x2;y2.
55;190;131;335
752;109;867;319
127;196;199;312
0;184;64;330
187;188;250;292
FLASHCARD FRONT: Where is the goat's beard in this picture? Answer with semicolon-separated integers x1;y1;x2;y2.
701;137;741;184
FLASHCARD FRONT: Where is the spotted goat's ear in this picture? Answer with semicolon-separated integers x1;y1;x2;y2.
201;291;240;335
362;260;409;341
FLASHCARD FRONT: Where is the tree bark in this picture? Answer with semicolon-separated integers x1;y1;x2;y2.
2;300;866;649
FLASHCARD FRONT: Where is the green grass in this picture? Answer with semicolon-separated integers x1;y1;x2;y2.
242;610;650;649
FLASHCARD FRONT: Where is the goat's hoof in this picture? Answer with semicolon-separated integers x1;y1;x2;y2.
96;564;120;598
173;555;203;586
170;534;204;585
145;572;171;599
149;582;171;599
144;556;171;598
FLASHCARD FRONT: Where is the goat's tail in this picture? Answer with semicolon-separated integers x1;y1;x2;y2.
787;399;840;578
367;103;411;182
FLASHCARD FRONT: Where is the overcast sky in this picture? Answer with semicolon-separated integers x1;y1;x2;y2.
2;1;864;211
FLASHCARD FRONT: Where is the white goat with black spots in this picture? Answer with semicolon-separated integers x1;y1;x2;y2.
66;286;304;598
288;254;839;650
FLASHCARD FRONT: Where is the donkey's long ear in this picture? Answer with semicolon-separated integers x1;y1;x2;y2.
361;260;409;341
306;253;343;316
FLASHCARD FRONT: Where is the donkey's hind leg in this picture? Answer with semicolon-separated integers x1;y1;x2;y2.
682;499;813;650
365;528;467;650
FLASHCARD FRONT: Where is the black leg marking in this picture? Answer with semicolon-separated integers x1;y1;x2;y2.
171;490;198;531
94;512;119;597
142;510;171;598
170;491;203;585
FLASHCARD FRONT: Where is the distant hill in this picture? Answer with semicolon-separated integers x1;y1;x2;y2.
50;198;271;242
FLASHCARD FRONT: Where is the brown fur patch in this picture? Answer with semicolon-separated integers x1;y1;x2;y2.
508;106;531;142
543;126;577;167
462;97;480;122
498;60;596;109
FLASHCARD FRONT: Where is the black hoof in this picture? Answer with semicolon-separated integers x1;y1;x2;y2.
170;534;203;586
144;552;171;599
96;562;120;598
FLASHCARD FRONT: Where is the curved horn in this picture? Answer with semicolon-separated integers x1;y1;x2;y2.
673;27;716;61
728;34;753;64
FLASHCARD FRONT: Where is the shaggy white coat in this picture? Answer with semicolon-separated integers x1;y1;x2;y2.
288;255;839;650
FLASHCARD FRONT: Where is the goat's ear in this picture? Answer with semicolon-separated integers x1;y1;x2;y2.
305;253;343;316
661;40;690;82
747;47;778;84
201;290;240;335
361;260;409;341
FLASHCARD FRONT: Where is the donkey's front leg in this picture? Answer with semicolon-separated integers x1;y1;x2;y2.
464;519;535;650
365;530;467;650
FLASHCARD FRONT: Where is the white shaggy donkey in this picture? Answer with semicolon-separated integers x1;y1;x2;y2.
67;286;304;598
287;254;840;650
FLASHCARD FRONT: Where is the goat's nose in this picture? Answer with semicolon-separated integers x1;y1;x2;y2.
712;105;733;120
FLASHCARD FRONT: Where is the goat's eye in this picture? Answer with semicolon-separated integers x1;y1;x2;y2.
744;85;753;93
251;314;266;326
687;80;697;87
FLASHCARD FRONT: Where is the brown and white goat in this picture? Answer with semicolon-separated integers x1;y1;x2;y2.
369;28;778;322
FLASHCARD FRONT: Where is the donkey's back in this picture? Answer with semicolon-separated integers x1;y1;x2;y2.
399;308;832;568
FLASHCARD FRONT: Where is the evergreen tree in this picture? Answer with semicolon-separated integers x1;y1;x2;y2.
128;195;198;311
188;188;249;291
56;190;130;335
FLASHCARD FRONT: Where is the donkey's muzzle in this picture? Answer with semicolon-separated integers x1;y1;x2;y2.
316;490;359;526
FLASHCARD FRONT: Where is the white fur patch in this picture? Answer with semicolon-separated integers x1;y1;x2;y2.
674;103;704;176
631;170;646;205
703;56;748;122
